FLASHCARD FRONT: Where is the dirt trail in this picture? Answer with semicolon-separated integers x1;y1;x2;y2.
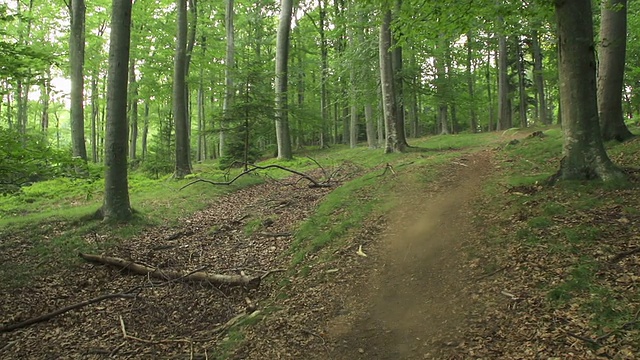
325;150;494;359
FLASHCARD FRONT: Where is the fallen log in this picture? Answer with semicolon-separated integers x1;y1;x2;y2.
79;253;261;289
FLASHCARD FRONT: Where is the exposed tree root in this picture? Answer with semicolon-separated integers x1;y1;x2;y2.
79;253;262;289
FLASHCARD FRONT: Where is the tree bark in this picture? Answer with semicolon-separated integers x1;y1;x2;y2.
436;37;449;135
173;0;192;178
497;29;511;130
102;0;133;222
128;59;138;160
90;70;99;163
379;9;402;153
349;29;358;149
531;30;548;124
142;100;149;161
275;0;293;160
41;67;51;134
70;0;88;160
466;32;477;133
220;0;234;157
598;0;634;141
554;0;624;182
319;0;329;148
392;0;408;146
516;39;528;128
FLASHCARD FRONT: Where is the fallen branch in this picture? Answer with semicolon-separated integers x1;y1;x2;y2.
79;253;261;289
258;232;292;237
0;289;138;333
610;246;640;264
561;329;601;347
474;265;509;281
180;163;333;191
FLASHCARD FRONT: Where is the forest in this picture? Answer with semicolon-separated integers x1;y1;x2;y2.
1;0;640;358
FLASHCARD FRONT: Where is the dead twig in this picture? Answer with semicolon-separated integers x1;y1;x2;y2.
0;289;139;333
474;265;509;281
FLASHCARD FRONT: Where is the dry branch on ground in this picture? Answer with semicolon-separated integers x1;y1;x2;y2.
79;253;262;288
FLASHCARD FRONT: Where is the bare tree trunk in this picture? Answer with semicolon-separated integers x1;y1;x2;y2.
379;9;402;153
221;0;234;157
90;70;99;163
598;0;633;141
497;30;510;130
486;48;495;131
142;100;149;160
102;0;133;222
392;0;408;146
554;0;623;182
349;31;358;149
70;0;88;160
173;0;192;178
516;39;528;128
466;32;477;133
274;0;293;160
319;0;329;148
41;67;51;134
531;30;548;124
436;37;449;135
128;59;138;160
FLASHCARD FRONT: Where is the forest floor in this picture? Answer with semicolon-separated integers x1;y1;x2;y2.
1;131;639;359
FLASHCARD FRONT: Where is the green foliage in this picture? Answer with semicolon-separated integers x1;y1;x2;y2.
0;128;83;194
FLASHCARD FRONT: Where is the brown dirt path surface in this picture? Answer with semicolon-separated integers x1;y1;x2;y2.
232;150;497;360
325;150;493;360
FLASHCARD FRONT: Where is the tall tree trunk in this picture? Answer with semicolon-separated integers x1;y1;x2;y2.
70;0;88;160
197;61;205;162
598;0;633;141
377;91;384;146
516;39;528;127
436;37;449;135
486;48;495;131
90;70;99;162
185;0;197;138
173;0;192;178
497;31;510;130
379;9;402;153
274;0;293;160
221;0;234;158
142;100;149;160
102;0;133;222
318;0;329;148
128;59;138;160
349;31;358;149
531;30;548;124
466;32;477;133
554;0;623;181
392;0;408;146
41;67;51;134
